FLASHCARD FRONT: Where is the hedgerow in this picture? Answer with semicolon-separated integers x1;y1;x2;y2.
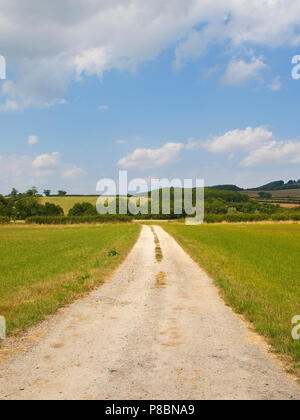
203;212;300;223
25;215;133;225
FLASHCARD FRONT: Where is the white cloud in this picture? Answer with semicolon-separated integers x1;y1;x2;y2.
202;65;221;79
74;48;112;79
185;138;202;151
1;1;300;110
242;140;300;166
174;26;219;70
204;126;273;153
117;142;184;170
98;105;109;112
0;61;69;111
0;155;36;191
222;56;267;86
27;135;39;145
268;76;282;91
0;99;19;112
0;152;85;192
115;139;127;145
32;152;60;169
61;167;85;179
201;125;300;167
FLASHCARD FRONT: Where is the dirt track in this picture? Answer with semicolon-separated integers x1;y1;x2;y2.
0;225;299;400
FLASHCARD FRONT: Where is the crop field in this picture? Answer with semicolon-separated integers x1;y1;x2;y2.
273;203;300;209
245;189;300;200
0;224;140;337
163;223;300;377
41;196;99;214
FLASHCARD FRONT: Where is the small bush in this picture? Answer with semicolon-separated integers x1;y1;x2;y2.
0;216;10;224
108;250;119;257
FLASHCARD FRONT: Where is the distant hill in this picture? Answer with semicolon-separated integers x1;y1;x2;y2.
249;180;300;191
209;185;243;192
209;180;300;192
208;180;300;192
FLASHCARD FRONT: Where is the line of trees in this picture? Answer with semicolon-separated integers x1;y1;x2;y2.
9;187;67;198
0;187;64;220
1;186;300;222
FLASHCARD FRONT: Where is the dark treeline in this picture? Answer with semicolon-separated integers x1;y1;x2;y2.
0;187;64;220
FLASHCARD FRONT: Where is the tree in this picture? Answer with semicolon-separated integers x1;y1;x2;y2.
68;202;97;217
26;186;39;196
58;190;67;196
42;202;64;216
43;190;51;197
14;197;64;219
210;199;227;215
0;194;12;217
15;197;43;219
9;188;18;198
258;192;272;199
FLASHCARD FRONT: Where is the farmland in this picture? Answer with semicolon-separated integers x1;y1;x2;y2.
162;222;300;377
245;189;300;201
1;188;298;223
41;196;99;215
0;224;140;337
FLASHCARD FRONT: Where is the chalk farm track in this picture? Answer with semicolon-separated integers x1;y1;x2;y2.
0;226;299;400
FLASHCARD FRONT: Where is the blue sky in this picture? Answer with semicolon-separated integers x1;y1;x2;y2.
1;1;300;195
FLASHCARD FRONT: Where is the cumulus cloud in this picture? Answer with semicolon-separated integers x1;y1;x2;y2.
204;126;273;153
185;138;202;151
61;167;86;179
0;155;36;191
32;152;60;169
222;57;267;86
117;142;184;169
1;1;300;110
268;76;282;91
0;152;85;192
202;65;221;79
0;98;19;112
27;135;39;145
174;25;220;70
242;140;300;166
201;125;300;167
0;60;69;111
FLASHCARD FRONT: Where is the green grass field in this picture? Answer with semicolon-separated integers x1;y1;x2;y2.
41;196;99;214
0;224;140;337
163;223;300;378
